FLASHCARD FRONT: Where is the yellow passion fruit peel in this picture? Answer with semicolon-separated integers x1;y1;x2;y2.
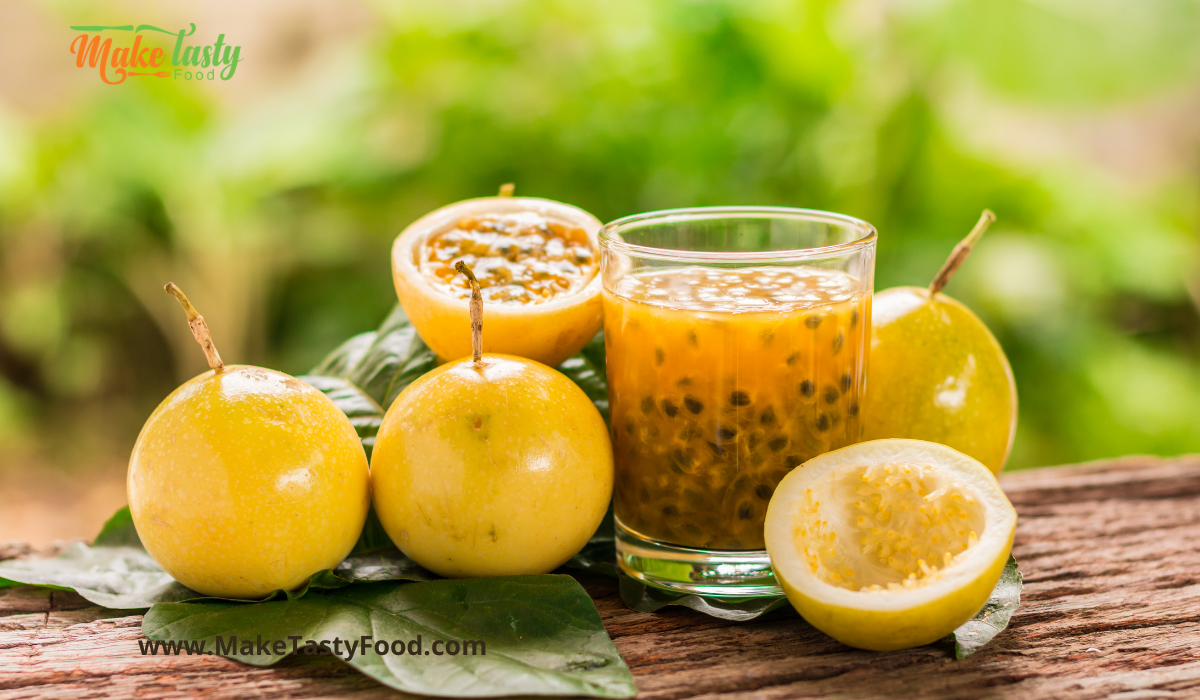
392;190;604;367
764;439;1017;651
128;285;370;599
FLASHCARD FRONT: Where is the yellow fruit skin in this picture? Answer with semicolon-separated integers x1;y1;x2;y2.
371;354;613;578
863;287;1017;474
393;196;604;367
777;535;1013;652
127;366;370;599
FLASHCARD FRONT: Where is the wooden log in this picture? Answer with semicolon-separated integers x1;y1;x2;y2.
2;455;1198;699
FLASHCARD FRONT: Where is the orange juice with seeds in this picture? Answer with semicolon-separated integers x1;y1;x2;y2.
604;266;869;550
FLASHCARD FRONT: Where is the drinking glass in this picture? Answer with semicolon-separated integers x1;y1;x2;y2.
599;207;876;597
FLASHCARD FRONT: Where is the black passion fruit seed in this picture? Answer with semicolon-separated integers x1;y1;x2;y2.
684;396;704;414
816;413;831;432
824;386;840;404
761;406;776;425
730;390;751;406
768;436;788;452
800;380;815;398
641;396;655;414
832;331;844;354
655;347;665;365
755;484;773;500
841;373;853;392
805;315;822;329
662;399;679;417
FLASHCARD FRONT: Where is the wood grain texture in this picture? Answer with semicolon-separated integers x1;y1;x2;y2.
2;455;1198;700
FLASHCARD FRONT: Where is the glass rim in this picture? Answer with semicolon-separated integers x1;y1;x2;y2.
598;206;877;263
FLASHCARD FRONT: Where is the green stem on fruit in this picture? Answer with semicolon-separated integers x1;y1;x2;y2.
498;183;515;197
164;283;224;372
929;210;996;296
455;261;484;364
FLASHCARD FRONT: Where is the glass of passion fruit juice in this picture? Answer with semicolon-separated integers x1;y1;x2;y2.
599;207;876;597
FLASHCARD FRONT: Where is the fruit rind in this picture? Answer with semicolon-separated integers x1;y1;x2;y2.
393;196;603;367
128;366;371;599
765;439;1017;651
864;287;1018;475
371;353;613;578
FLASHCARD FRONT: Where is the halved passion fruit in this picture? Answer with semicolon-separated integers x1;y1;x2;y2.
764;439;1017;651
392;194;603;367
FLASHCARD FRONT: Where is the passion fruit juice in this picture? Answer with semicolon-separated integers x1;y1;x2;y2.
604;266;869;550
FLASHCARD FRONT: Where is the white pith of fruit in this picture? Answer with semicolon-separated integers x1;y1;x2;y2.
766;439;1016;611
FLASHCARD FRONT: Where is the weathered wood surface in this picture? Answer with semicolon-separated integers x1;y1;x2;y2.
2;455;1198;699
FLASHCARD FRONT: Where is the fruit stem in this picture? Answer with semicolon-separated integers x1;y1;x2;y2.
498;183;515;197
454;261;484;364
164;283;224;372
929;210;996;296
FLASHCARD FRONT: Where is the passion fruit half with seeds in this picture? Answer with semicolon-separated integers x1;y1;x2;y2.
764;439;1016;651
392;186;603;366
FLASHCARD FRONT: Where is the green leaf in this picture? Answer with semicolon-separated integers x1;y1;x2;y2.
617;574;793;622
143;575;637;698
92;505;142;548
0;542;194;608
0;504;432;608
344;305;440;410
556;331;609;424
952;555;1023;658
311;331;378;379
331;549;439;584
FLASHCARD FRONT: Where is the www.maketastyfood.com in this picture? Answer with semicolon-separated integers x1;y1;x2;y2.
139;635;485;660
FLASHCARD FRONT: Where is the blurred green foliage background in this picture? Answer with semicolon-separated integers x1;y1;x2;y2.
1;0;1198;485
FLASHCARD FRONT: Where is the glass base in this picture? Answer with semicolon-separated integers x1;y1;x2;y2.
615;520;782;598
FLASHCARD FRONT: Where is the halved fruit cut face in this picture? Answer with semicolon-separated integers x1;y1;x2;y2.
393;196;603;367
420;211;596;305
765;439;1016;651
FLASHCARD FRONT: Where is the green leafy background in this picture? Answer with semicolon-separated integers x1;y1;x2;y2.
0;0;1197;503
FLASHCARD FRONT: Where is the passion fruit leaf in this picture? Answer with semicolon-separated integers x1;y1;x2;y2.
0;506;433;608
143;576;637;698
345;305;440;410
311;330;378;379
618;574;793;622
556;330;609;424
951;555;1022;658
0;541;195;608
92;504;143;548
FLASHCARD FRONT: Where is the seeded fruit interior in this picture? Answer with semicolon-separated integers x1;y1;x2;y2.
420;212;596;304
605;266;870;550
796;462;986;591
